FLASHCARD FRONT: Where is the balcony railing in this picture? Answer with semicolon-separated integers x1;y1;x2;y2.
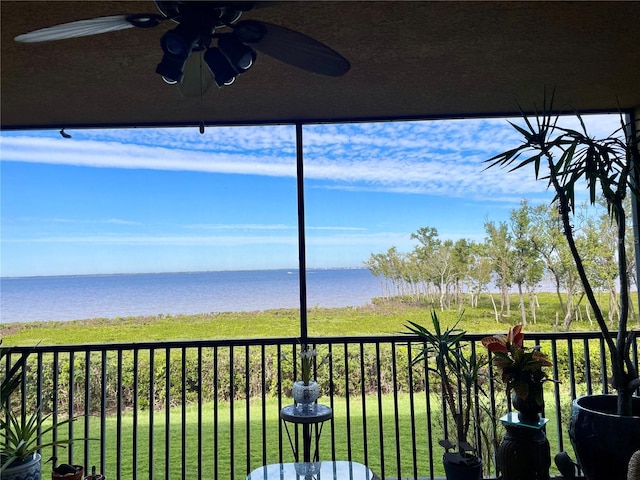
3;331;639;480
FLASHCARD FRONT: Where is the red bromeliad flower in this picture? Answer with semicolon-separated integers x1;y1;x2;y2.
481;325;524;354
481;325;552;403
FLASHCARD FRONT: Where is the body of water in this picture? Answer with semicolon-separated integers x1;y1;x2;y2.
0;268;382;323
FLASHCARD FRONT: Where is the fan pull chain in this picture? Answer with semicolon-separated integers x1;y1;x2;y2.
199;53;205;135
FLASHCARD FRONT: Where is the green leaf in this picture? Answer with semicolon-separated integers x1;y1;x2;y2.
510;121;534;140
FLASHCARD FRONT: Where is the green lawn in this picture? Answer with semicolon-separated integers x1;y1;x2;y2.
68;394;453;479
44;391;572;480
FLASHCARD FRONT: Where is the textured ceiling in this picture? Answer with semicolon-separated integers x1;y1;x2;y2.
2;1;640;130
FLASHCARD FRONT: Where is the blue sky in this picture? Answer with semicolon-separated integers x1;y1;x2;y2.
0;115;618;277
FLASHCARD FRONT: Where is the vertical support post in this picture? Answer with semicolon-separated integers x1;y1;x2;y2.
630;109;640;318
296;123;308;343
303;423;312;462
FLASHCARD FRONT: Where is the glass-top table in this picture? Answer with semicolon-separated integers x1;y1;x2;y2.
500;412;549;429
246;461;380;480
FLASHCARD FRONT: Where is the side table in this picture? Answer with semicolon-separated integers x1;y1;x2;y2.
280;404;333;463
246;461;380;480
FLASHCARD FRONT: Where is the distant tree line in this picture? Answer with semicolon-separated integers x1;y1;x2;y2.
365;199;637;329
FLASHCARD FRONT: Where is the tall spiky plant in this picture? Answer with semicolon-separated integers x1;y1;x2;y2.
485;92;640;416
1;341;93;472
405;311;487;465
1;340;29;407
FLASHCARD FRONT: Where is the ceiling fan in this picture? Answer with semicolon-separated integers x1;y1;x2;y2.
14;1;351;97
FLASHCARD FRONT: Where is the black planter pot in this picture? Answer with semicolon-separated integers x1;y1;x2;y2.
569;394;640;480
442;452;482;480
512;390;543;424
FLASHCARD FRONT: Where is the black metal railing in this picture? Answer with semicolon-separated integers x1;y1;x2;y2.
3;332;639;480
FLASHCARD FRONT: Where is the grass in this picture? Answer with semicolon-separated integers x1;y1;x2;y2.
42;390;574;480
61;394;451;479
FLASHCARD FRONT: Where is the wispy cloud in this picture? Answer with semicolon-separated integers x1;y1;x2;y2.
102;218;141;225
183;223;295;231
183;223;367;232
46;217;141;226
2;231;407;248
0;114;619;203
0;136;295;176
308;226;367;231
3;234;298;246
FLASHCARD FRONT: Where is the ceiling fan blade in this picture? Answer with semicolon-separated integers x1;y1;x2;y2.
14;14;161;43
179;51;215;98
233;20;350;77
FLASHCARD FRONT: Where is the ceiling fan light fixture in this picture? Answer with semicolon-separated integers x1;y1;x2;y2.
156;53;188;83
203;47;237;87
160;21;201;57
218;33;256;72
156;21;203;83
161;75;178;85
161;31;190;57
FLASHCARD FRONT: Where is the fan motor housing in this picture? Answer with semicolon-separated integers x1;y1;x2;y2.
154;1;254;26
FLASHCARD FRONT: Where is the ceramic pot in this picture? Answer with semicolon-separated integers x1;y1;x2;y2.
1;453;42;480
442;452;482;480
569;394;640;480
292;380;320;406
52;465;84;480
512;389;543;424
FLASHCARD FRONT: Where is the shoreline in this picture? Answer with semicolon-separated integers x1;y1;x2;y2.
1;293;619;348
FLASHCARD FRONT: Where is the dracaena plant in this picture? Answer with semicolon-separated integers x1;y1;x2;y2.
0;341;93;472
481;325;552;406
1;340;30;407
405;311;487;466
485;91;640;416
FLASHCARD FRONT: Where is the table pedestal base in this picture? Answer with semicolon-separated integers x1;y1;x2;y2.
497;413;551;480
280;404;333;463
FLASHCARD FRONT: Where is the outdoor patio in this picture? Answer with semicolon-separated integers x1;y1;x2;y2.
2;2;640;480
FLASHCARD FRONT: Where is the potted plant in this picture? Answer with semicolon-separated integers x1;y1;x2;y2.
485;92;640;480
290;344;330;409
1;341;29;408
51;457;85;480
482;325;555;479
481;324;553;423
404;311;487;480
0;342;87;480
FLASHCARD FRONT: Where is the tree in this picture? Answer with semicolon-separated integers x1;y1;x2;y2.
527;203;583;328
483;220;514;317
365;247;408;299
509;200;545;325
451;238;474;308
485;95;640;416
581;203;619;326
465;241;493;308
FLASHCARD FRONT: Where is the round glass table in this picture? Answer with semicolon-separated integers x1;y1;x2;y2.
246;461;380;480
